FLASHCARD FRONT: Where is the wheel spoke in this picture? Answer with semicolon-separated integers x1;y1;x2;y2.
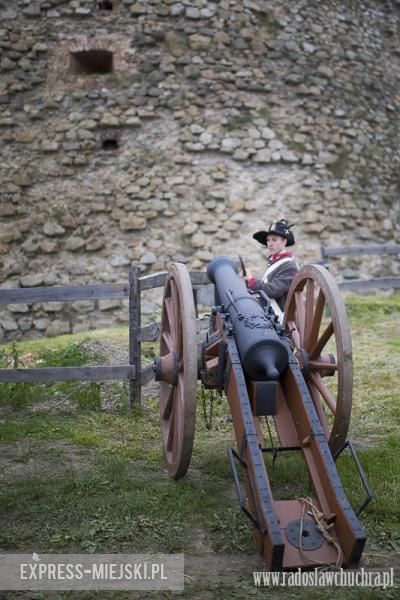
304;278;315;348
309;372;336;414
164;297;176;344
167;376;184;454
294;290;306;344
170;280;183;355
287;319;301;349
161;385;175;420
166;396;176;452
305;289;325;352
161;330;174;353
309;321;334;359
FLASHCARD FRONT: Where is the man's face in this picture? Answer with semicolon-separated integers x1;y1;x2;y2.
266;234;287;255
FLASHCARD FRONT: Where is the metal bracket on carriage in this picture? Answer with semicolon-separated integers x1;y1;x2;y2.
200;329;227;389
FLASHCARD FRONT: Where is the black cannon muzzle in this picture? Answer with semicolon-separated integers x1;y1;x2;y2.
207;256;288;381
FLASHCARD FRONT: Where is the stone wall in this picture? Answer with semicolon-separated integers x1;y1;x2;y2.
0;0;399;340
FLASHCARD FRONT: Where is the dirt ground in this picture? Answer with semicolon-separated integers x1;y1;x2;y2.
1;339;398;598
1;430;398;597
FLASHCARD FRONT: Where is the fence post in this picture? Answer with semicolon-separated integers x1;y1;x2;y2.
320;247;329;269
129;266;141;407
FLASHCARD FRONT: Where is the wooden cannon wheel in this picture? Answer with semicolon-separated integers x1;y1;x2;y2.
158;263;197;479
283;264;352;454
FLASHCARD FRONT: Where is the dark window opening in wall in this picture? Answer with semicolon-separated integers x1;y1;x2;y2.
69;49;114;75
101;137;119;151
98;1;113;10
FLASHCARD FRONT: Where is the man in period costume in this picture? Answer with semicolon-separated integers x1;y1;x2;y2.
245;219;299;321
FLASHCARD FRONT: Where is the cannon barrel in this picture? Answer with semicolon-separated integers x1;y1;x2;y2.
207;256;288;381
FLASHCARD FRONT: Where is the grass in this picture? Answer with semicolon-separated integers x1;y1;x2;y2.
226;113;253;129
337;433;400;543
0;294;399;598
344;293;400;326
326;150;351;178
0;341;104;412
258;11;283;32
345;294;400;441
0;327;128;356
0;410;249;559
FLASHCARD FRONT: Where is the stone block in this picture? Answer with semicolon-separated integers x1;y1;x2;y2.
111;255;131;267
99;299;122;311
18;317;33;332
8;304;29;313
71;301;95;313
20;274;44;287
189;34;212;50
1;319;18;332
119;215;147;230
41;302;63;313
39;242;58;254
43;221;65;237
33;318;50;331
46;319;71;337
130;3;148;15
65;237;86;251
0;204;17;217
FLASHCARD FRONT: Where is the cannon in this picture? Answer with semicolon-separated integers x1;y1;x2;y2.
154;257;371;570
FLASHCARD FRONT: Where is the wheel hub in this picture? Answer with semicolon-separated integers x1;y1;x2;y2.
154;352;179;385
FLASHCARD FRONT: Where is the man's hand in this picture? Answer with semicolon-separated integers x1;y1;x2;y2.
244;271;257;289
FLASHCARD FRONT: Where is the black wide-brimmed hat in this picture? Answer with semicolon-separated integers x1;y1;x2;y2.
253;219;295;247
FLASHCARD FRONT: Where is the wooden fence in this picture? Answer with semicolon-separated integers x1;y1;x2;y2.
2;247;398;404
0;267;212;406
321;243;400;292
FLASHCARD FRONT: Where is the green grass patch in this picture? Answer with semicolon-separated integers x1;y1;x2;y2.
0;327;128;356
346;297;400;440
0;417;251;555
0;294;399;597
226;113;253;129
344;293;400;327
326;150;351;178
38;342;102;367
0;340;103;411
0;413;103;445
0;381;48;410
258;11;283;31
337;434;400;535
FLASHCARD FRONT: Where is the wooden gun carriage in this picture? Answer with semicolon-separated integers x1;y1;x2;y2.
153;257;372;571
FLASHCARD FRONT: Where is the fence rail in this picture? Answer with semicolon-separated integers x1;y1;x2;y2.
321;243;400;291
5;249;397;400
338;277;400;292
0;284;130;305
321;243;400;259
0;365;135;384
0;268;210;405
